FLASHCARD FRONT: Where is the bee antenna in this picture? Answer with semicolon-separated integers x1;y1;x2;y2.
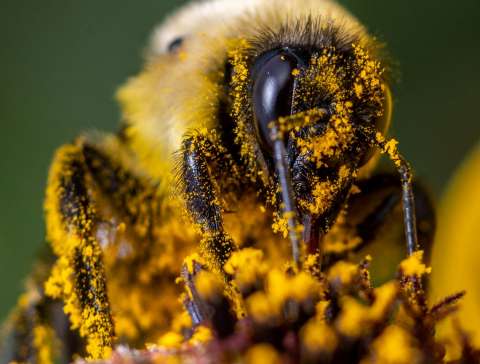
359;126;419;256
394;155;419;256
269;124;303;268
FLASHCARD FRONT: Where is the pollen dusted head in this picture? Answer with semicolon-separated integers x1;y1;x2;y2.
228;20;392;243
115;0;404;270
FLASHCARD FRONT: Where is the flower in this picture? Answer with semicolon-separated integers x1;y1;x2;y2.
79;252;473;363
431;143;480;360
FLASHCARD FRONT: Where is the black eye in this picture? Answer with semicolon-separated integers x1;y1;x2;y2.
252;49;301;150
167;37;184;53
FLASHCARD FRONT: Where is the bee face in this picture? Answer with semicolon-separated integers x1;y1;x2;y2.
117;0;394;249
227;20;391;235
115;0;398;262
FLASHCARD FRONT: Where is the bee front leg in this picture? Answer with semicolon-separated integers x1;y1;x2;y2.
181;133;236;275
43;142;115;360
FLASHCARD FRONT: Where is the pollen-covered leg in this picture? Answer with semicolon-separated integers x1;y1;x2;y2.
0;288;55;364
181;132;237;275
44;142;115;359
0;250;83;364
44;135;191;352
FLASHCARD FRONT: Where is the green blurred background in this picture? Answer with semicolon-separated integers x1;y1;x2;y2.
0;0;478;321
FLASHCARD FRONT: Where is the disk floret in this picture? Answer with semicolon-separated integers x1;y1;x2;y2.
104;248;476;364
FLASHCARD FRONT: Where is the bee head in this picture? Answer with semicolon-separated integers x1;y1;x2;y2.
228;22;392;238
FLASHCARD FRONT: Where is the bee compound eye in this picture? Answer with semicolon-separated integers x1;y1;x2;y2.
252;50;299;150
167;36;184;53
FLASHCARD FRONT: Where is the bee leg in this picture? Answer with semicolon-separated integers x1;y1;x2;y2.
0;276;82;364
181;261;214;326
181;133;236;275
0;288;45;363
45;134;177;354
44;141;116;359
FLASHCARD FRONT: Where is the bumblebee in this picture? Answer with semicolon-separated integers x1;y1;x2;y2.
0;0;435;362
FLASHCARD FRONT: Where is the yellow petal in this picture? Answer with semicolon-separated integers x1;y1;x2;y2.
430;143;480;353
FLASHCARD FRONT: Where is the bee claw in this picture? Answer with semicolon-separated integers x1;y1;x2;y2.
181;262;214;326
